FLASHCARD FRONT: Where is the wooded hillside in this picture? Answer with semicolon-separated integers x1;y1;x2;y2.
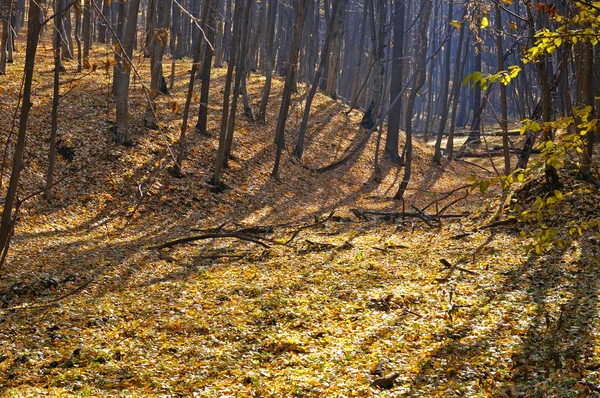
0;0;599;396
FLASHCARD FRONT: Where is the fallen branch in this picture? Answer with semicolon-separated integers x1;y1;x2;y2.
351;209;468;222
577;380;600;393
285;208;337;244
440;258;478;275
0;278;95;312
411;205;435;228
422;184;471;214
149;233;272;250
454;158;494;174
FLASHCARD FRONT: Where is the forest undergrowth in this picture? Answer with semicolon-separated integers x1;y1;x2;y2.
1;40;600;397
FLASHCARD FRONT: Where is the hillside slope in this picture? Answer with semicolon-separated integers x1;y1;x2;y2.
1;43;599;397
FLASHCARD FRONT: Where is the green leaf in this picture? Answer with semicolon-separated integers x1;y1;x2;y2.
479;180;490;194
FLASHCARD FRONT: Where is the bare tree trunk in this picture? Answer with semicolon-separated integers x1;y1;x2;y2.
0;0;13;74
394;0;431;201
114;0;142;144
271;0;310;178
577;41;595;181
223;0;253;161
324;0;346;99
175;0;214;174
61;7;75;59
385;0;404;163
83;0;91;68
432;0;453;164
294;0;340;159
257;0;278;120
0;0;42;261
211;0;245;187
445;11;468;160
465;2;483;145
74;0;83;71
195;0;217;134
46;0;65;200
213;0;224;67
350;0;367;103
144;0;173;129
495;2;509;174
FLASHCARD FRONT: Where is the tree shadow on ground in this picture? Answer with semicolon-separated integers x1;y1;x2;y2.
403;232;600;396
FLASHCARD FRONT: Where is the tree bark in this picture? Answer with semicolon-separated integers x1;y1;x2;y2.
143;0;173;129
394;0;431;200
271;0;310;178
257;0;278;120
0;0;42;258
432;0;453;164
384;0;404;163
114;0;142;144
293;0;340;159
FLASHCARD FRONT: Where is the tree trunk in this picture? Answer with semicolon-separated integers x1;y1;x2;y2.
294;0;340;159
114;0;142;144
432;0;453;164
0;0;42;260
324;0;346;99
195;0;217;134
445;11;468;160
143;0;173;129
495;2;509;175
46;0;65;200
384;0;404;163
0;0;10;74
211;0;245;186
271;0;310;178
257;0;278;120
394;0;431;200
223;0;254;161
83;0;91;68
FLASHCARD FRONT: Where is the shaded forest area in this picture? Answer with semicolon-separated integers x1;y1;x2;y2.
0;0;600;395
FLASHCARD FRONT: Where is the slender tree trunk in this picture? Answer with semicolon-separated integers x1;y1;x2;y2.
0;0;42;259
466;2;483;144
294;0;340;159
175;0;214;174
495;2;509;174
394;0;431;200
272;0;310;178
422;0;439;141
213;0;224;66
46;0;65;200
83;0;91;68
384;0;404;163
114;0;142;144
62;7;74;59
211;0;245;186
144;0;173;128
112;0;127;94
324;0;346;99
445;13;468;160
223;0;254;161
432;0;453;164
195;0;217;134
578;40;595;180
0;0;14;74
74;1;83;71
257;0;278;120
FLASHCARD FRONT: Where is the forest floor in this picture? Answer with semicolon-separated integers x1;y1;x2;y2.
1;39;600;397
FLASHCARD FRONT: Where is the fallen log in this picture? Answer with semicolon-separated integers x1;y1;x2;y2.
351;209;468;225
